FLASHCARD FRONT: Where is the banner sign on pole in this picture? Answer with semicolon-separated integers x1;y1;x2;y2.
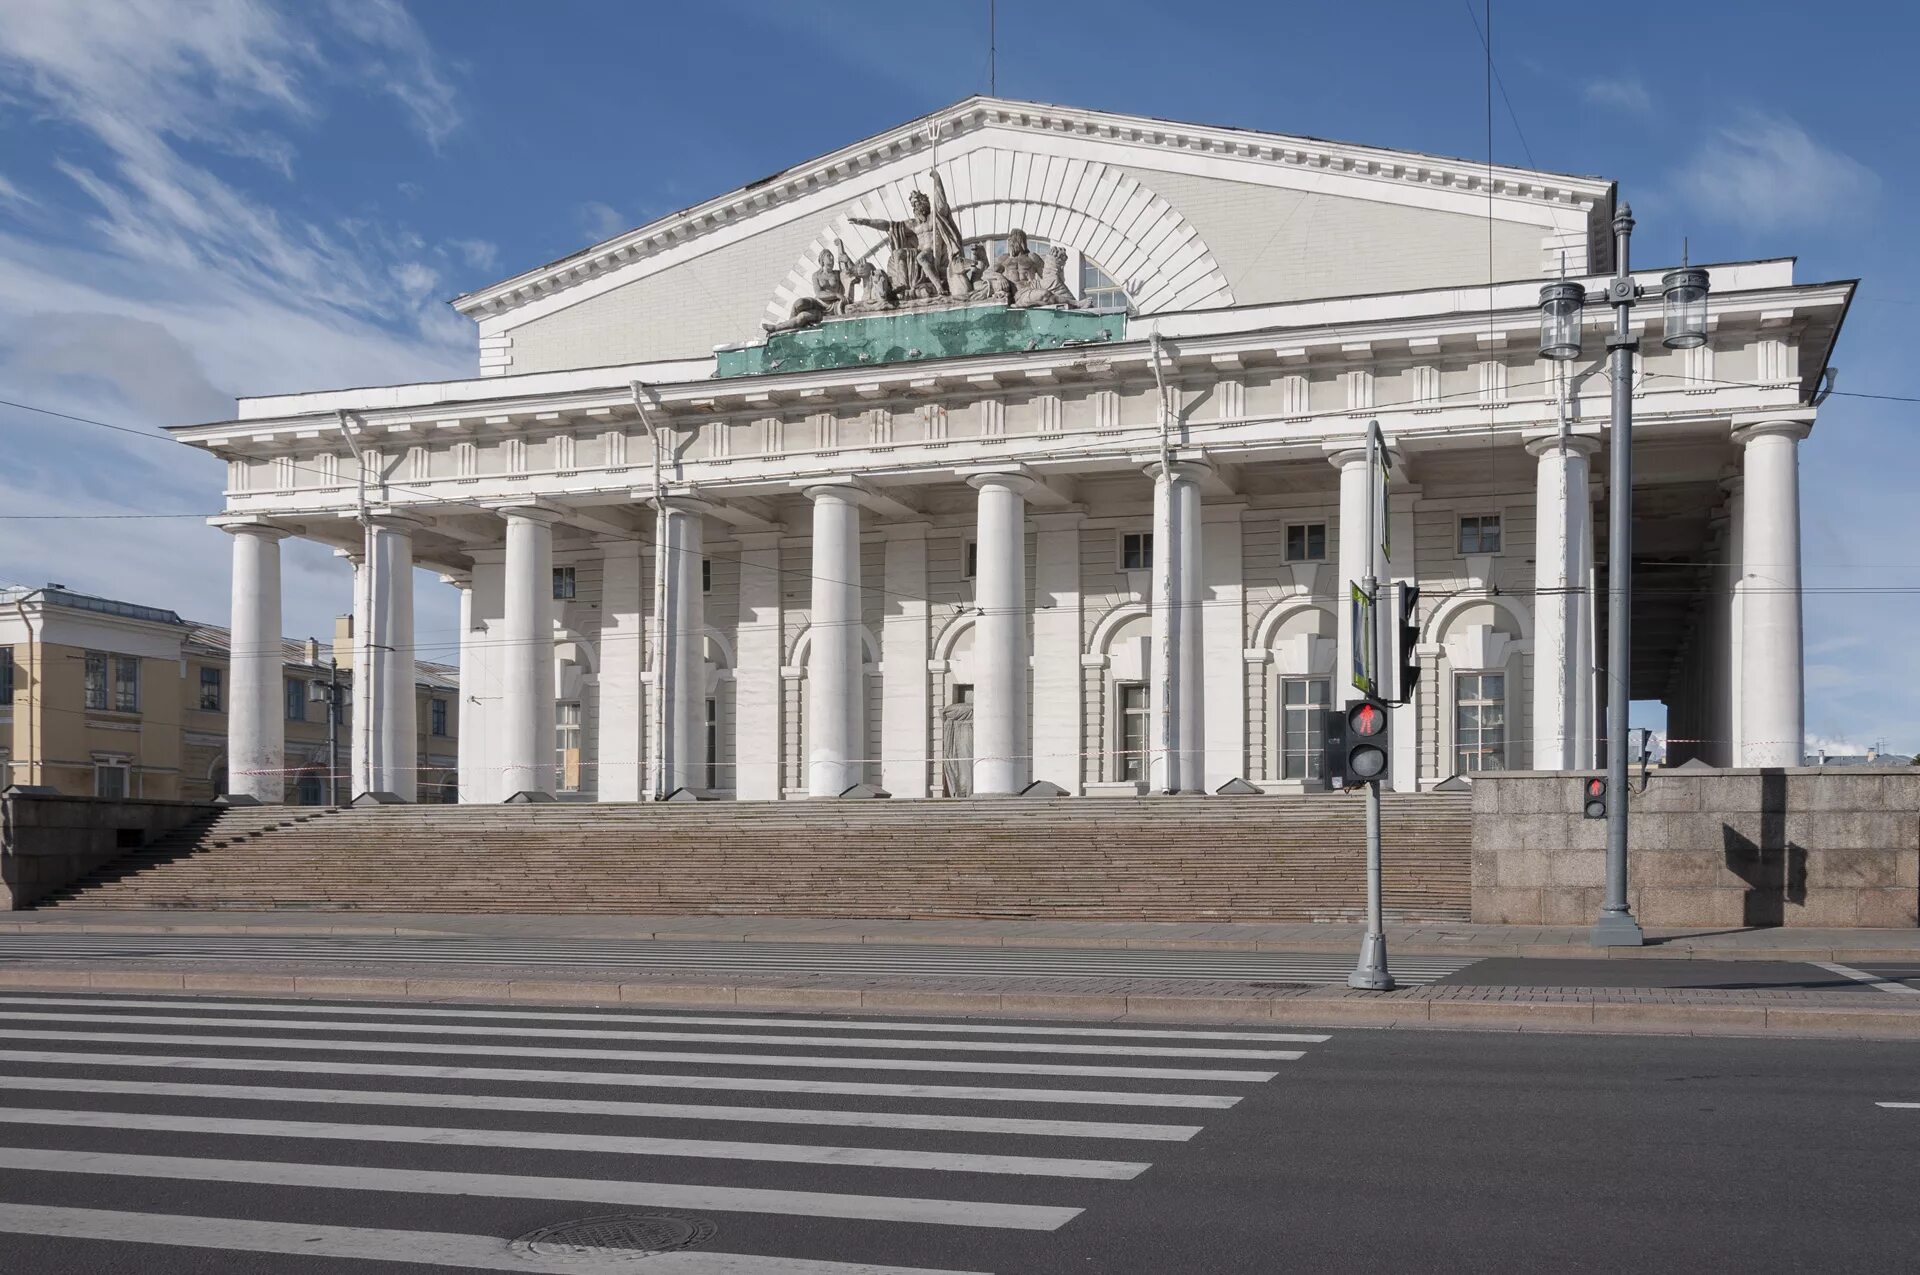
1369;419;1392;566
1350;581;1376;696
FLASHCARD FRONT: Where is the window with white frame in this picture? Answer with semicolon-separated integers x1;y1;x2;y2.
1116;682;1150;782
1079;258;1129;310
1458;514;1503;555
1285;522;1327;563
83;652;109;710
199;666;222;712
1279;677;1331;780
552;566;576;600
1454;671;1508;773
1120;532;1153;571
555;701;581;792
93;758;130;798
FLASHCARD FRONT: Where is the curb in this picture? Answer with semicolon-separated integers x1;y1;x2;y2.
6;919;1919;963
3;965;1918;1040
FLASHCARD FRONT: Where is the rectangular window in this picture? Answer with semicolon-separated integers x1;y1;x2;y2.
430;698;448;737
113;656;140;713
552;566;576;600
701;557;712;593
1117;682;1150;782
555;701;581;792
1455;672;1508;774
1120;532;1153;571
1458;514;1503;555
84;652;109;710
199;666;223;712
1280;677;1332;780
0;647;12;701
962;540;978;580
706;696;720;792
951;682;973;705
93;759;129;799
285;677;307;722
1285;522;1327;563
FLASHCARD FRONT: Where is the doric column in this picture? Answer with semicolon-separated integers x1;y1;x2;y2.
439;571;474;803
361;514;419;801
650;497;706;796
1735;419;1810;766
224;521;288;803
1528;435;1600;770
1201;505;1247;792
500;506;560;798
1720;476;1745;766
968;472;1033;795
732;532;785;800
1147;460;1208;793
805;485;864;796
1330;447;1373;698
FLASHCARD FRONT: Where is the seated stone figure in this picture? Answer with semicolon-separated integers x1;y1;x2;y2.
763;295;828;335
849;261;900;312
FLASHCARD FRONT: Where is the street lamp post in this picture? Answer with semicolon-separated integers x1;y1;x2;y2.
1537;201;1710;948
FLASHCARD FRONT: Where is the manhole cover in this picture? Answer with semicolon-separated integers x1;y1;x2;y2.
510;1213;716;1262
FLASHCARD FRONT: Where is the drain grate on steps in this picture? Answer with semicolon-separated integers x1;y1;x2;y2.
509;1213;716;1261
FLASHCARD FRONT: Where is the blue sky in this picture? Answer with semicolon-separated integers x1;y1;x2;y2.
0;1;1912;755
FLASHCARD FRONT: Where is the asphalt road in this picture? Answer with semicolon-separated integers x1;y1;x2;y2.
0;992;1914;1273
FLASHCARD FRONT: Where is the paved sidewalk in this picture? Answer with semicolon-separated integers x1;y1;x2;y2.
7;907;1920;960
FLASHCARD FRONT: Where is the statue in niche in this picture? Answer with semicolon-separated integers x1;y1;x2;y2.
849;168;965;301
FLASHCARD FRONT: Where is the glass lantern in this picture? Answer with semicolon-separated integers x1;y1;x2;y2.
1661;267;1710;349
1537;280;1586;361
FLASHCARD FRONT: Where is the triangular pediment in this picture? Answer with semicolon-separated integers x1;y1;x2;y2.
458;97;1614;375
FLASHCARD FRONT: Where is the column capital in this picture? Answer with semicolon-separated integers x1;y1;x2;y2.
1140;458;1213;484
438;570;472;589
1731;417;1812;446
1523;432;1602;459
364;509;427;532
212;516;291;540
486;501;565;526
1322;440;1406;472
965;471;1037;496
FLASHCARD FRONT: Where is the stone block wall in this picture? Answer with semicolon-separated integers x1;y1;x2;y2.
1;793;217;909
1472;769;1920;928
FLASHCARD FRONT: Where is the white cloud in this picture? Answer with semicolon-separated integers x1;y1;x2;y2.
1583;77;1652;116
448;237;499;273
577;200;629;244
0;0;474;641
1677;111;1879;232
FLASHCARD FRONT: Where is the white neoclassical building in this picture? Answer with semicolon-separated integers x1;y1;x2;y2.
169;98;1852;804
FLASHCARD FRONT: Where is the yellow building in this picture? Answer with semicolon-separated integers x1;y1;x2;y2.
0;586;458;804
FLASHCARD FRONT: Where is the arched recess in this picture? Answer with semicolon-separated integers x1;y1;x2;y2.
766;149;1234;324
785;622;884;792
1084;602;1154;785
1251;598;1337;784
1429;596;1533;778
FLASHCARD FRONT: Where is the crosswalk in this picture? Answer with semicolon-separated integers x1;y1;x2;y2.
0;932;1479;984
0;991;1330;1271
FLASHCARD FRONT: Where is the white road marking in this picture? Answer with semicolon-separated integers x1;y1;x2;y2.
0;995;1329;1042
0;1027;1281;1080
0;1203;992;1274
0;1146;1081;1230
1874;1102;1920;1108
1813;962;1920;995
0;1073;1201;1140
0;1009;1300;1059
0;1107;1151;1179
0;1047;1240;1108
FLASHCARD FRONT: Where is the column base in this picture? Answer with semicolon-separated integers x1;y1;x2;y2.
1589;908;1646;947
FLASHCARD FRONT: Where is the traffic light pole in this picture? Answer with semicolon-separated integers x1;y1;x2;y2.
1349;425;1394;991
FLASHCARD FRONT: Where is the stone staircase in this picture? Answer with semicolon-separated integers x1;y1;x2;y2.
33;794;1473;921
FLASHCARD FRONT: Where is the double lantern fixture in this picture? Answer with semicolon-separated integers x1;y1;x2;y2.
1536;246;1711;361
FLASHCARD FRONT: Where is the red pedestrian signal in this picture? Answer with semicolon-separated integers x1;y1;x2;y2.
1350;701;1387;737
1583;777;1607;820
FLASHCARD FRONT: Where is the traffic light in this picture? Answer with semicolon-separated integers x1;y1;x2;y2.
1582;776;1607;819
1322;697;1392;790
1384;582;1421;705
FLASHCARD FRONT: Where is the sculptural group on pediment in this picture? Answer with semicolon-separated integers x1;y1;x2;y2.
764;168;1084;335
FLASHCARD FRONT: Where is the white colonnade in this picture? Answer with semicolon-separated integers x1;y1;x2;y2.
1529;436;1598;770
804;483;866;797
967;472;1032;795
1734;419;1809;767
223;522;288;804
